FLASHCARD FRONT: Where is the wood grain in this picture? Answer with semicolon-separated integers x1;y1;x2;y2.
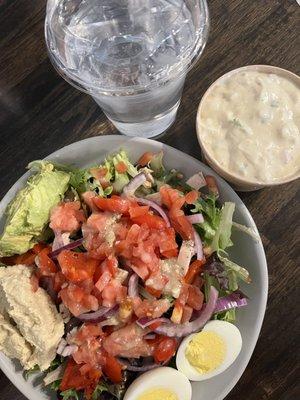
0;1;299;399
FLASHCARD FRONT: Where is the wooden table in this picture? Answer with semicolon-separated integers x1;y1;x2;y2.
0;1;299;399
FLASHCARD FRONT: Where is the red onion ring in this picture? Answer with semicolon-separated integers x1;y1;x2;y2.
193;228;204;260
123;173;147;197
77;305;118;323
128;273;139;298
154;286;218;337
186;214;204;224
136;198;171;227
49;238;84;259
136;317;171;329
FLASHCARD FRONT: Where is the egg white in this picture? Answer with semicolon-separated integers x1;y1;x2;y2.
176;320;242;381
123;366;192;400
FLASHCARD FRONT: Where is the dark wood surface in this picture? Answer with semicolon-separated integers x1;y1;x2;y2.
0;0;299;399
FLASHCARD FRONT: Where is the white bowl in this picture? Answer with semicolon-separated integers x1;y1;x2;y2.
196;65;300;191
0;135;268;400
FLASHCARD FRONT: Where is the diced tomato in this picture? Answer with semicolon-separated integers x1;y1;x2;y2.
129;205;150;218
187;285;204;310
38;248;58;275
131;214;166;230
82;191;98;212
103;355;123;383
90;167;110;188
53;271;66;292
73;323;103;345
60;358;101;398
103;323;154;358
93;195;130;214
185;190;199;204
0;243;48;266
101;280;127;308
205;175;219;196
184;259;205;284
181;305;193;323
58;250;98;283
115;161;128;174
137;151;154;166
160;185;183;209
95;269;112;292
169;206;193;240
133;298;170;319
153;337;177;363
60;284;99;316
50;201;85;233
130;260;150;280
171;285;189;324
145;286;162;298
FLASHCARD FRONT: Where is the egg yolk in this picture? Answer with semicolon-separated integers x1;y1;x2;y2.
137;388;178;400
185;330;226;374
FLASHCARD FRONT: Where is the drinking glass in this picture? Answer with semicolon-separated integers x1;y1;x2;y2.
45;0;209;137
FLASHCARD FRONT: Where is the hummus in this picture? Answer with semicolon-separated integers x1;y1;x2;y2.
0;265;64;370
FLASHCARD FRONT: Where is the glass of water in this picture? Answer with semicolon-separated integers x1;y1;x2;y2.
45;0;209;137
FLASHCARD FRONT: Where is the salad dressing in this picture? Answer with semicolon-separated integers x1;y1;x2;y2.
199;70;300;183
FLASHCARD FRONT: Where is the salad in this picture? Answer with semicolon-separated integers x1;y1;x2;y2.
0;149;255;400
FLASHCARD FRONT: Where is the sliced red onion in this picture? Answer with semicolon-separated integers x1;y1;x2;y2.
136;197;171;227
214;292;248;313
123;173;147;197
52;230;70;252
177;240;195;275
77;305;118;323
43;365;64;386
57;338;67;355
128;273;139;298
187;214;204;224
145;192;162;205
186;172;206;190
193;228;204;260
154;286;218;337
49;238;84;259
136;317;171;329
61;344;78;357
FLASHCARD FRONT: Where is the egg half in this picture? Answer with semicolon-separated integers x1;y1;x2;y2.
176;320;242;381
123;366;192;400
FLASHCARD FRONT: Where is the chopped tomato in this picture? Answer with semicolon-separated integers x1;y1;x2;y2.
137;151;154;166
187;285;204;310
102;280;127;308
50;201;85;233
90;166;110;188
133;298;170;319
205;175;219;196
153;337;177;363
131;214;166;230
103;323;154;358
129;205;150;218
145;286;162;298
185;190;199;204
60;358;101;397
181;305;193;323
82;191;98;212
169;206;193;240
60;284;99;316
38;248;58;275
171;285;189;324
115;161;128;174
103;355;123;383
58;250;98;283
53;271;66;292
93;195;130;214
184;259;205;284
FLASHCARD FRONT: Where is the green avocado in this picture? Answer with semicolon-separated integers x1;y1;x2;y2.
0;161;70;257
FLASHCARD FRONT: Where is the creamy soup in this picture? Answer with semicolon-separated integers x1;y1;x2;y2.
199;70;300;183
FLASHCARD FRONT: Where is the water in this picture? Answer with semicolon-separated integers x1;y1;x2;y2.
46;0;207;137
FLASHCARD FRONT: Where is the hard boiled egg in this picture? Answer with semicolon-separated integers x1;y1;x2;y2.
123;366;192;400
176;320;242;381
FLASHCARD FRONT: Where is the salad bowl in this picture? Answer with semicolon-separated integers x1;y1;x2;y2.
0;135;268;400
